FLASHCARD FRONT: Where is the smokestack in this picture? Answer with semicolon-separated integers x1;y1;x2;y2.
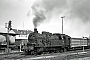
34;28;38;33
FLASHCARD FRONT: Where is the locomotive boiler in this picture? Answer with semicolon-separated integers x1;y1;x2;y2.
23;28;71;55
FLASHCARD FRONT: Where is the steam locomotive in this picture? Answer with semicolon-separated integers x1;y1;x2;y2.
22;28;90;55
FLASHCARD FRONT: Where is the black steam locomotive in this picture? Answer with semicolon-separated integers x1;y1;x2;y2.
22;28;90;55
22;28;71;55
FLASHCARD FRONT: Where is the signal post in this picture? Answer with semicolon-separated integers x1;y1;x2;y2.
5;20;12;54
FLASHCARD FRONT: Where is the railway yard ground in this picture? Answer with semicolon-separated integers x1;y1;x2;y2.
0;49;90;60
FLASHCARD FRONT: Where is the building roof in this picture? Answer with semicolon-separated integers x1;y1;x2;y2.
0;32;19;36
71;38;87;40
12;29;33;35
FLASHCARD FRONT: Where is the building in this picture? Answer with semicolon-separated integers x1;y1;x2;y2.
0;27;32;49
12;29;32;48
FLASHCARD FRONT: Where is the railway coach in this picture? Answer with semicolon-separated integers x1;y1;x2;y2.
69;38;89;50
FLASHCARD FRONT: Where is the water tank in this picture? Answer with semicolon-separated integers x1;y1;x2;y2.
8;35;15;44
0;35;6;43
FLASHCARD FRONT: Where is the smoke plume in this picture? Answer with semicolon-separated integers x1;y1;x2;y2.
30;0;90;37
31;0;67;28
31;2;46;28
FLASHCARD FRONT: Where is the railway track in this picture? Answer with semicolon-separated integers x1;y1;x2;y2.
0;51;24;60
1;49;90;60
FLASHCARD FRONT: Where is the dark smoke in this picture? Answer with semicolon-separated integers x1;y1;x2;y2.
31;0;67;28
31;2;46;28
33;12;46;28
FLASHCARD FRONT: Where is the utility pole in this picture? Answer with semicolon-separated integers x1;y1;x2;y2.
61;16;65;34
7;28;9;54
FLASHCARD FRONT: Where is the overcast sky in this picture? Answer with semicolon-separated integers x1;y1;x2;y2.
0;0;35;32
0;0;90;38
